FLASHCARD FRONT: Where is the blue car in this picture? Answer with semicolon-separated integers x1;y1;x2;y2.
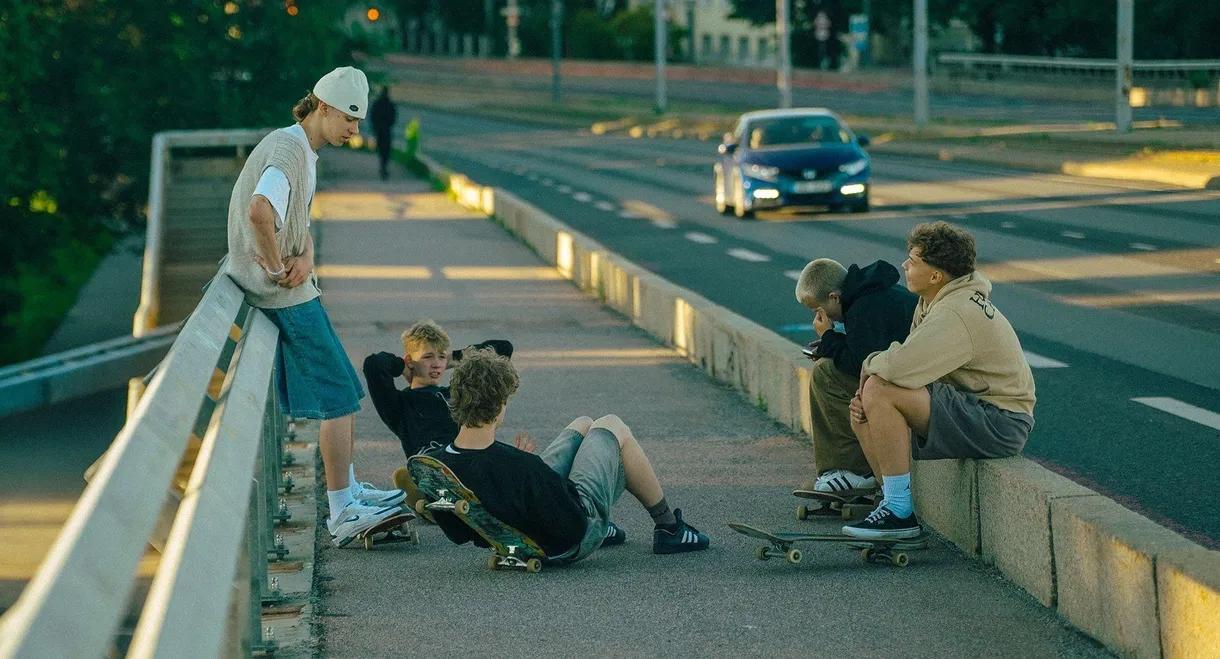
714;108;871;219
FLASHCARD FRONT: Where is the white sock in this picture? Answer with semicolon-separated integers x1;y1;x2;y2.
348;464;361;498
327;489;355;524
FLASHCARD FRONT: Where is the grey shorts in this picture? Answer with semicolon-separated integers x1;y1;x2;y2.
912;382;1034;461
540;427;626;563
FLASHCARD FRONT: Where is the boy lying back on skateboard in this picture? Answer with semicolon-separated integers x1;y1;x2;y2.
423;350;711;561
362;320;511;509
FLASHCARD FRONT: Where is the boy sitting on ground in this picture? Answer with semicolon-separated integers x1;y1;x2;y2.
845;221;1036;540
421;351;711;560
794;258;917;496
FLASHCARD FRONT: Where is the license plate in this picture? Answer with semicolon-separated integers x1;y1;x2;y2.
792;180;833;194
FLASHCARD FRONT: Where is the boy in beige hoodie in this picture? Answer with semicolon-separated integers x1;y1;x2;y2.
843;221;1035;540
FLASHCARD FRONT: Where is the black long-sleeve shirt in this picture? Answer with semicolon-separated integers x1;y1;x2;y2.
362;340;513;459
814;261;918;378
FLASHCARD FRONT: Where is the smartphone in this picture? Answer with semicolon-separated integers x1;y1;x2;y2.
801;345;816;358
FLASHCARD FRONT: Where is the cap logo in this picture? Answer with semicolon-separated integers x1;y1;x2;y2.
350;104;359;112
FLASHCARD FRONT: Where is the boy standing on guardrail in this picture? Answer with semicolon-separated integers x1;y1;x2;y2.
220;66;406;548
361;320;512;509
845;222;1035;540
794;258;917;497
423;351;710;559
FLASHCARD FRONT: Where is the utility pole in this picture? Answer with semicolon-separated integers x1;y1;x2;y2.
481;0;493;57
504;0;520;61
777;0;792;109
551;0;563;104
1115;0;1134;133
913;0;929;128
655;0;667;113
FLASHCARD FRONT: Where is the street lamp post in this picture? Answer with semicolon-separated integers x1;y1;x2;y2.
655;0;667;114
913;0;929;128
777;0;792;109
1115;0;1134;133
551;0;563;104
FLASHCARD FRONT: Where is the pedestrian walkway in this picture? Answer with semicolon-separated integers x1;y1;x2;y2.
308;149;1110;658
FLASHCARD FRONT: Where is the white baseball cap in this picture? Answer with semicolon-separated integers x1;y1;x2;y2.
313;66;369;119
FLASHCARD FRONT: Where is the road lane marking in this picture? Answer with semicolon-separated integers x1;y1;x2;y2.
1023;351;1068;368
685;232;717;244
595;201;617;211
618;210;641;219
1000;221;1017;229
651;219;677;229
1131;397;1220;431
949;213;969;220
572;192;593;202
1061;230;1086;239
557;185;572;193
1129;243;1157;251
727;248;771;263
784;270;803;280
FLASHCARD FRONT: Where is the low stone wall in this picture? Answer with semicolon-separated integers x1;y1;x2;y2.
422;153;1220;659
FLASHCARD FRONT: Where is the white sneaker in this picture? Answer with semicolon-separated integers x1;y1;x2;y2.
328;502;403;547
814;469;878;494
352;482;406;507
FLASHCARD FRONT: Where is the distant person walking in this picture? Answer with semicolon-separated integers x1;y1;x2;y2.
370;86;397;180
220;66;406;548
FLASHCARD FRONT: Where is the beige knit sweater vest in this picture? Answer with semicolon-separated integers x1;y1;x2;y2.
222;129;320;309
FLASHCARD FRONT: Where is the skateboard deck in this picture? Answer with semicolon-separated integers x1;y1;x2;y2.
407;455;548;572
727;522;929;567
355;510;419;551
792;488;880;521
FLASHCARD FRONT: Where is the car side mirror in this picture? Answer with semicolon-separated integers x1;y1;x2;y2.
857;135;871;147
718;142;738;155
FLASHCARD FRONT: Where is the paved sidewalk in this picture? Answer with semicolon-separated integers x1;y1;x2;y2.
309;150;1111;658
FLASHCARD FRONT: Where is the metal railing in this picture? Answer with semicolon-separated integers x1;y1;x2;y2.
938;53;1220;79
135;128;273;337
0;275;288;658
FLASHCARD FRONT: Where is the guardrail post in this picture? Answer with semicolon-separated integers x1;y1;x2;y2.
262;381;290;561
247;487;278;656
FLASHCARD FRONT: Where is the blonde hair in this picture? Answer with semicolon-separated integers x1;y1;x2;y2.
449;352;519;428
794;258;847;308
292;92;319;122
401;319;451;356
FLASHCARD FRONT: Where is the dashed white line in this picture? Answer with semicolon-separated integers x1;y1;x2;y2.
949;213;970;220
541;178;555;186
572;192;593;202
651;219;677;229
784;270;803;281
1061;230;1086;239
618;210;641;219
1129;242;1157;251
1132;397;1220;431
1023;351;1068;368
557;185;572;194
727;248;771;263
685;232;718;244
595;201;617;211
1000;221;1017;229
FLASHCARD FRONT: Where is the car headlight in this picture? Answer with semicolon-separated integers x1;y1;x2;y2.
839;158;868;176
742;164;780;182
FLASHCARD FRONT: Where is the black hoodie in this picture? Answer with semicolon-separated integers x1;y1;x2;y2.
814;260;918;378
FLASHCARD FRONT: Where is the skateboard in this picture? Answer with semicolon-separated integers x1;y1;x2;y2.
792;488;880;521
355;509;420;551
727;522;929;567
407;455;548;573
393;466;436;524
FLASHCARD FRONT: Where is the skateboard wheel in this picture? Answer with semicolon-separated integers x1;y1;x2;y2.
755;546;771;561
414;499;428;516
796;505;808;521
786;549;802;565
488;555;501;570
454;499;470;515
892;552;909;567
363;536;374;551
860;547;873;563
526;558;542;573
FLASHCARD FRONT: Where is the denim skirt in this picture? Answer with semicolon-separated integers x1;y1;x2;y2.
259;298;364;420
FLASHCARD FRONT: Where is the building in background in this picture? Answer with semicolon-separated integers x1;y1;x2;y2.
629;0;776;67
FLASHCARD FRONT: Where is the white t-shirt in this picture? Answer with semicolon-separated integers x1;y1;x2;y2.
252;124;317;229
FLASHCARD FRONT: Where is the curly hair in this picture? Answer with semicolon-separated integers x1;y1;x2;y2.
401;319;451;356
907;221;976;279
292;92;318;122
449;351;519;428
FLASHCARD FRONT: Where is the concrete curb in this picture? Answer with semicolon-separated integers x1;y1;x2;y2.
418;152;1220;659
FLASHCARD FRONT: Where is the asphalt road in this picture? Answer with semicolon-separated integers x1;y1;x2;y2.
413;107;1220;547
386;64;1220;126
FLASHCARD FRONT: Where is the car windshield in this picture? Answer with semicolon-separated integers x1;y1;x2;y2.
746;116;850;148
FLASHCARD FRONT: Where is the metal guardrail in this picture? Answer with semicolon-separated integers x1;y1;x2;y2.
938;53;1220;77
0;325;177;417
135;128;274;337
0;275;287;658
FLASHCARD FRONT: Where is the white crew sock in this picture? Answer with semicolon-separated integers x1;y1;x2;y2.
348;464;361;498
327;489;355;524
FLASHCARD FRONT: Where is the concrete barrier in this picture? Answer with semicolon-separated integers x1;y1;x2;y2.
418;152;1220;659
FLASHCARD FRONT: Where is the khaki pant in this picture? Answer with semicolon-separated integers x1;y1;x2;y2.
808;358;871;477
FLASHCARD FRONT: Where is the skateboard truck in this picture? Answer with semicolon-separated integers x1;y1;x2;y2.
488;544;543;573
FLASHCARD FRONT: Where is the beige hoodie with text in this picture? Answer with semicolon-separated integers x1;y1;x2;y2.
862;272;1035;417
